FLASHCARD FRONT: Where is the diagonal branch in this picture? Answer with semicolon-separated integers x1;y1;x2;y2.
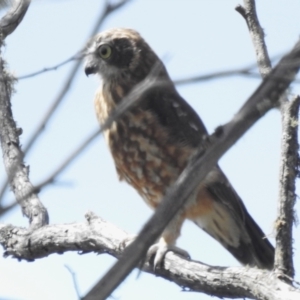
65;265;82;300
0;0;48;229
23;0;131;155
17;54;80;80
0;212;299;300
85;37;300;300
0;0;131;211
1;63;166;211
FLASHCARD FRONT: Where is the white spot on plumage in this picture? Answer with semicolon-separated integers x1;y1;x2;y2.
189;121;199;131
142;187;149;194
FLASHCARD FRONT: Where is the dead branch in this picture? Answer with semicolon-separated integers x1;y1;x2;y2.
236;0;272;77
0;0;48;229
0;212;299;300
65;265;82;300
1;62;165;209
22;0;131;155
236;0;299;281
18;54;80;80
0;0;131;214
18;59;256;82
274;96;300;280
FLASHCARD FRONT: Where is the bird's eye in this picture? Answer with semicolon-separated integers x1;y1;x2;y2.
98;44;112;59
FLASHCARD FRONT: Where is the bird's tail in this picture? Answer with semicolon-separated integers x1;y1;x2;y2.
242;209;274;269
194;203;274;270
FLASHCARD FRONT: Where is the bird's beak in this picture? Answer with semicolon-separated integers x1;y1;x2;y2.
84;63;97;76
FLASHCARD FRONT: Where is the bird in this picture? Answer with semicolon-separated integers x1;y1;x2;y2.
84;28;274;269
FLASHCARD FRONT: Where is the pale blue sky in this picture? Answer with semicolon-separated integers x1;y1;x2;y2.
0;1;300;299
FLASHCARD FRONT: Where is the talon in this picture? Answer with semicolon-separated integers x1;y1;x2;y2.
147;243;169;269
147;243;190;270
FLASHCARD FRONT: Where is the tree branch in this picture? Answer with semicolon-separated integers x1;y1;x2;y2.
18;59;257;82
17;54;80;80
0;0;30;39
235;0;272;77
274;95;300;280
1;62;165;209
0;0;48;229
22;0;130;155
236;0;298;280
0;0;131;212
0;212;299;300
65;265;82;300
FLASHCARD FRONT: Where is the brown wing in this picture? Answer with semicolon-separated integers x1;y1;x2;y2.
143;85;274;269
142;85;208;148
142;85;246;225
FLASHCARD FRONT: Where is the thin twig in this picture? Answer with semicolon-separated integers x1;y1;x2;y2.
83;37;300;300
3;63;166;209
18;54;80;80
18;59;256;82
0;0;131;210
174;65;256;84
17;54;300;85
23;0;131;155
65;265;82;300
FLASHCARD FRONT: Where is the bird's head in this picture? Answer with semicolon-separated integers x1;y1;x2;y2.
84;28;161;83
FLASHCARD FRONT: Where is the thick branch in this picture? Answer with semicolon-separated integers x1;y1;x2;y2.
274;96;300;279
0;0;48;229
0;213;299;300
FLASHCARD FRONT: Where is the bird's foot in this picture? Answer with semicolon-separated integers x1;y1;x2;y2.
147;242;190;270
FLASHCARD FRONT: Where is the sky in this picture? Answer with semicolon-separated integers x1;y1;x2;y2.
0;0;300;299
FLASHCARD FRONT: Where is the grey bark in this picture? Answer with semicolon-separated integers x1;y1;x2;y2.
0;212;299;300
0;0;49;229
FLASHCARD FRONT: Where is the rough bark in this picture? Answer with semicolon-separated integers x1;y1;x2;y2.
236;0;298;281
274;96;300;280
0;212;299;300
0;0;49;229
